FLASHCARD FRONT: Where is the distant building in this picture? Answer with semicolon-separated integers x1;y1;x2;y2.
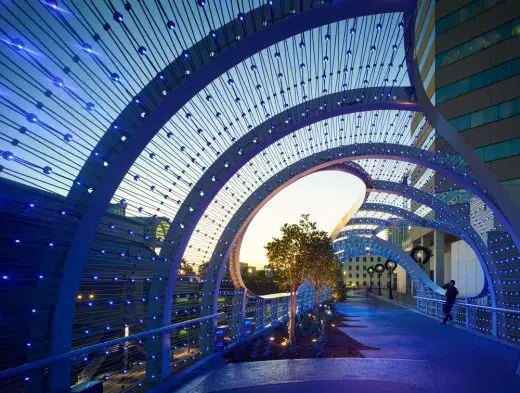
341;255;396;290
240;262;256;277
264;265;273;278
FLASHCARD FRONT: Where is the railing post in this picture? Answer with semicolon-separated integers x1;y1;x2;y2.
492;309;497;337
465;299;469;328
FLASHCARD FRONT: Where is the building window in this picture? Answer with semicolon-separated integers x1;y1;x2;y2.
363;281;367;286
437;57;520;103
363;274;367;278
355;266;359;271
356;281;360;287
363;266;366;270
370;257;374;262
356;257;359;262
436;0;507;35
356;274;359;278
437;17;520;68
348;266;352;271
475;137;520;163
348;281;352;286
363;257;367;262
377;257;381;262
349;274;353;278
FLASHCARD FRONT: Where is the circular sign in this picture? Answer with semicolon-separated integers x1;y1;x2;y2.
410;246;431;264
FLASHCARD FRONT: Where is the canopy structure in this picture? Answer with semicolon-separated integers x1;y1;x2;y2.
1;1;519;391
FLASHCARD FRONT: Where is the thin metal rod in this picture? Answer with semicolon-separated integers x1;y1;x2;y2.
0;312;225;379
414;296;520;315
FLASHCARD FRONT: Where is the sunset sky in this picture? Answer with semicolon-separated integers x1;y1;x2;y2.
239;171;366;269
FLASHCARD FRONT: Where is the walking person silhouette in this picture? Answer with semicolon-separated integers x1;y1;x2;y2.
441;280;459;324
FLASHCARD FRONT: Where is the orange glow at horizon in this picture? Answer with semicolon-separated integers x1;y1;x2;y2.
239;171;366;269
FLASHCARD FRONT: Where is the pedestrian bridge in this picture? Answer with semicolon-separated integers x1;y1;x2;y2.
175;298;520;393
0;0;520;392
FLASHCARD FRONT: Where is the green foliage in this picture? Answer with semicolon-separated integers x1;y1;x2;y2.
265;214;316;292
305;230;339;296
243;270;283;295
265;214;338;293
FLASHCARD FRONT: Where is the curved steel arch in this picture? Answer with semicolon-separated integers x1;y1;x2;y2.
364;182;496;294
334;206;490;298
340;204;456;238
48;0;520;388
333;235;444;295
361;202;438;224
50;1;416;386
229;161;372;292
202;151;499;329
162;139;504;359
404;15;520;250
346;217;395;227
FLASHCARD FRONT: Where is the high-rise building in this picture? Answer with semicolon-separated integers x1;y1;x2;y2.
408;0;520;286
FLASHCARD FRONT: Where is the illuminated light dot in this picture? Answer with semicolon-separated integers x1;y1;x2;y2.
82;43;93;53
63;133;73;142
53;77;64;87
11;37;24;50
48;242;54;247
2;275;8;280
138;46;147;55
85;102;95;111
26;113;38;123
14;239;21;244
113;12;123;22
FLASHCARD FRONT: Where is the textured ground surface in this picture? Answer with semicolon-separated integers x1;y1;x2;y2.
175;298;520;393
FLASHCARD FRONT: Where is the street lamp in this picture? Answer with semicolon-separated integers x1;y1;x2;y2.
367;266;375;292
374;264;385;296
385;260;398;300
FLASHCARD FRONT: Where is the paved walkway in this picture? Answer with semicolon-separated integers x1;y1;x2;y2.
175;298;520;393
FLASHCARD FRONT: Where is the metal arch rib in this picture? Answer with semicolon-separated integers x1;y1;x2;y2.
334;235;444;295
164;141;500;350
404;10;520;253
50;1;416;387
202;149;500;329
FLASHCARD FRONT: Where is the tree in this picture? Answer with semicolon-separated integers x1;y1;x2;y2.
265;214;315;344
306;232;339;312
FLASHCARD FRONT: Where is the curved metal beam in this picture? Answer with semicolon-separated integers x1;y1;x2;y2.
404;11;520;255
173;142;502;331
333;235;444;295
335;207;489;298
204;151;500;326
50;2;416;387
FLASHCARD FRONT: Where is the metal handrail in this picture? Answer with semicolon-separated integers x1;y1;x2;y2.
0;312;225;380
414;296;520;315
